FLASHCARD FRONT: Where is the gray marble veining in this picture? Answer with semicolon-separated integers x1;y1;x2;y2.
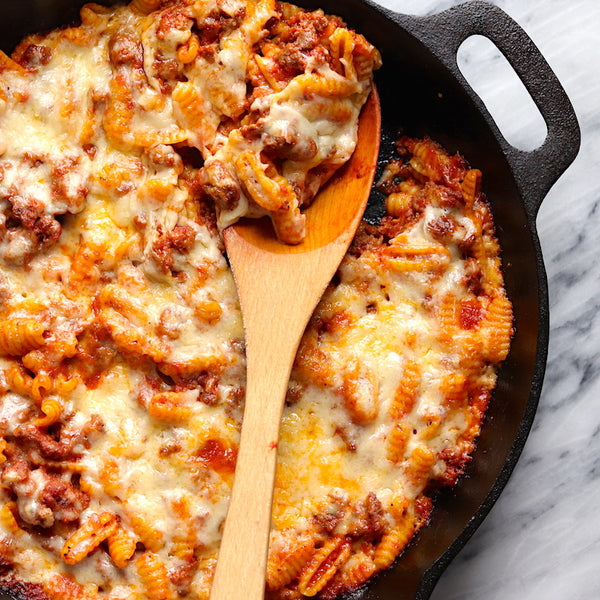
370;1;600;598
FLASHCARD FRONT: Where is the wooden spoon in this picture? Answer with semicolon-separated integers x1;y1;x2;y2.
209;88;381;600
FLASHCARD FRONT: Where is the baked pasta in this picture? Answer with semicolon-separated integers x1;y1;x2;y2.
0;1;512;599
0;0;379;246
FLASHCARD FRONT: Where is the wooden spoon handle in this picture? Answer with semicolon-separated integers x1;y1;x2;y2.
209;235;327;600
208;324;299;599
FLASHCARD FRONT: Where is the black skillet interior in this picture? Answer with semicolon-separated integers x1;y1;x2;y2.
0;2;580;599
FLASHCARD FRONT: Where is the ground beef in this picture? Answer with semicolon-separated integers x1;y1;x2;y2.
0;446;89;528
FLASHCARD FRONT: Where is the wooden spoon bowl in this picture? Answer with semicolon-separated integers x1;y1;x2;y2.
209;88;381;600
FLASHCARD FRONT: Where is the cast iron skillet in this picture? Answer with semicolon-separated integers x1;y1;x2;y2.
0;1;580;599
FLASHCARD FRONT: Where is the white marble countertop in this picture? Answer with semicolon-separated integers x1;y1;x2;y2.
2;1;596;599
369;1;600;598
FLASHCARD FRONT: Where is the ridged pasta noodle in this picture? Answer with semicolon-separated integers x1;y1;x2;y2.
97;283;148;325
384;236;452;273
77;477;100;498
267;537;316;591
438;292;459;347
253;55;284;92
329;28;356;79
23;370;54;404
386;422;410;463
60;26;94;46
32;372;53;401
61;512;118;565
53;373;81;396
241;0;277;40
158;352;226;378
133;126;188;148
297;536;351;596
339;362;378;424
0;318;46;357
108;526;137;569
148;388;194;423
177;33;200;65
99;307;167;363
170;495;196;563
0;502;23;536
389;361;420;421
5;365;73;405
406;137;453;184
294;73;359;99
440;372;468;407
126;509;164;552
385;191;413;219
44;575;88;600
373;518;415;570
4;363;35;397
271;208;306;247
301;98;354;124
103;72;135;147
353;35;381;81
99;457;122;498
33;397;62;428
136;552;176;600
328;556;377;596
461;168;482;211
171;82;212;143
235;150;297;213
194;300;222;324
406;445;437;488
482;293;514;363
419;414;442;442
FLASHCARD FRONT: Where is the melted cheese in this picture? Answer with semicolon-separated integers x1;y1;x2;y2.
0;2;511;600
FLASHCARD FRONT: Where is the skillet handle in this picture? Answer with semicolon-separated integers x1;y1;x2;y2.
394;0;580;219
